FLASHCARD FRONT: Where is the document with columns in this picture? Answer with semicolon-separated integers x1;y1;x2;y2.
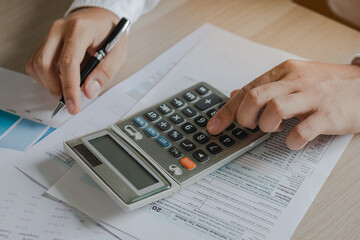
46;24;353;240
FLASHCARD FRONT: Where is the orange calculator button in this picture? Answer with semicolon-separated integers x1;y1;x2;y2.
180;157;196;170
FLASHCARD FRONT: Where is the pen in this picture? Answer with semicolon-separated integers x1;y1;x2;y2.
51;17;130;118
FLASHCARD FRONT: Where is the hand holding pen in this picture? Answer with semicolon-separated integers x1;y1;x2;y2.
26;8;130;116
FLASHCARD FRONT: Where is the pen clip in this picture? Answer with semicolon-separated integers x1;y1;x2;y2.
101;18;130;54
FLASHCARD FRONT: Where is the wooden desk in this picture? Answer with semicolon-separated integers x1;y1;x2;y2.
0;0;359;239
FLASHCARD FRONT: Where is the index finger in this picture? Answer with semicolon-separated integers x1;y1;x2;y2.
58;27;92;114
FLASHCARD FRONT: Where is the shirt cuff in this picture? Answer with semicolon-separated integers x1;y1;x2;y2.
351;54;360;66
65;0;144;23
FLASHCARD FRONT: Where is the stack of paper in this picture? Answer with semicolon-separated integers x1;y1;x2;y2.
5;24;353;240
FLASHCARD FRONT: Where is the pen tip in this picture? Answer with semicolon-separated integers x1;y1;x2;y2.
51;102;65;118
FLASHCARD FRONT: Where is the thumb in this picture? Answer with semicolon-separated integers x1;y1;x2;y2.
83;34;127;99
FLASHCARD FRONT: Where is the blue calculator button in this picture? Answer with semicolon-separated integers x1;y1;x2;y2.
134;116;147;128
157;136;171;148
145;126;159;138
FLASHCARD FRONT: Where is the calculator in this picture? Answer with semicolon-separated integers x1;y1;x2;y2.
64;82;270;211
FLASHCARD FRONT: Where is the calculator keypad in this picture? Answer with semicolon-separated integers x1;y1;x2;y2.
117;83;266;181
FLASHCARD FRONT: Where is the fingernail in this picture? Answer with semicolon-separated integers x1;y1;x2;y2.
88;80;101;98
66;99;74;114
208;117;221;133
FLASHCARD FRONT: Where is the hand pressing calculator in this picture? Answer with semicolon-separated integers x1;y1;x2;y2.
64;82;270;211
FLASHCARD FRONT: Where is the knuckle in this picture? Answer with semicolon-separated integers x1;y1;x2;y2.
34;54;48;69
67;18;85;32
283;59;301;72
59;54;76;68
292;125;311;143
268;99;284;117
97;65;113;83
246;88;264;106
50;19;64;31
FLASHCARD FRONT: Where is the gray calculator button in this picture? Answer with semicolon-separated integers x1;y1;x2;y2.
193;132;209;144
183;91;198;102
232;128;248;140
226;123;236;131
180;139;196;152
182;107;197;118
195;85;210;95
181;122;197;134
206;142;222;155
207;109;217;118
247;126;260;133
145;110;160;122
195;93;223;111
219;135;235;147
192;150;209;163
171;97;185;108
168;130;184;141
169;113;185;124
194;116;208;127
169;147;183;158
156;120;172;131
158;103;173;115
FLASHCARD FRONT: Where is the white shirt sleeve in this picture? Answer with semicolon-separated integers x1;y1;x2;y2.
65;0;160;23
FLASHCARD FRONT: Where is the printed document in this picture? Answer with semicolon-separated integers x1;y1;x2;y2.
46;25;353;240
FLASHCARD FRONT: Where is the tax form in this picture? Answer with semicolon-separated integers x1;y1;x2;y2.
46;25;353;240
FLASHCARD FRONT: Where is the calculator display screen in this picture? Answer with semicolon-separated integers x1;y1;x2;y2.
89;135;159;190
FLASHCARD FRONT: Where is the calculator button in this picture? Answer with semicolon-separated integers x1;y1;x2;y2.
219;135;235;147
158;103;173;115
181;122;197;134
195;93;223;111
232;128;248;140
134;116;147;128
226;123;236;131
169;147;183;158
183;91;198;102
156;120;172;131
124;125;143;140
194;116;208;127
145;110;160;122
247;126;260;133
169;113;185;124
168;130;184;141
192;150;209;163
171;97;185;108
207;109;217;118
157;136;171;148
182;107;198;118
180;139;196;152
145;126;159;138
206;142;223;155
195;85;210;95
169;165;183;175
180;157;196;170
193;132;210;144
